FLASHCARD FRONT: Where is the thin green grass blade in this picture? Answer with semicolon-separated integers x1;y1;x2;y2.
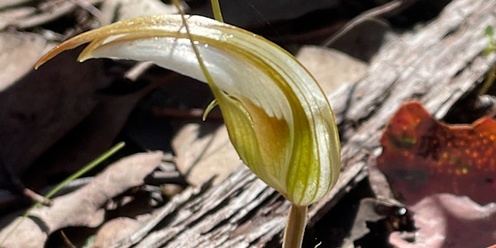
43;142;125;200
0;142;125;245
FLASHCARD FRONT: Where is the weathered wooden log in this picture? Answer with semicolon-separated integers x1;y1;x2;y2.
114;0;496;247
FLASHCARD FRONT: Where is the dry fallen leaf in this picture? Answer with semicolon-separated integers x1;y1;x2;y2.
0;0;30;10
94;217;141;248
172;122;242;186
0;151;162;248
377;101;496;205
0;0;102;30
296;46;367;96
377;101;496;247
389;194;496;248
0;32;49;91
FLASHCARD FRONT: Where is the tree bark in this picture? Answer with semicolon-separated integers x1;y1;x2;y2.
115;0;496;247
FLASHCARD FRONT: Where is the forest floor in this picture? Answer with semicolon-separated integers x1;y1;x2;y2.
1;0;495;247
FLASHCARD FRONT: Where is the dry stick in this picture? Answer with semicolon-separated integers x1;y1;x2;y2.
110;185;205;248
152;107;224;120
322;0;416;47
67;0;102;18
124;62;154;81
11;0;103;29
60;230;77;248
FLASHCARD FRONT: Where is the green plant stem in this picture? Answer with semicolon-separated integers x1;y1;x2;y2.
210;0;224;22
478;65;496;96
283;204;308;248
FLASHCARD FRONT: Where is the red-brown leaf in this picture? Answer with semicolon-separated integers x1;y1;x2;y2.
377;101;496;205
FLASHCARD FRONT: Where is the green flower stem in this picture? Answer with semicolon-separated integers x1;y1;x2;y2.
283;204;308;248
210;0;224;22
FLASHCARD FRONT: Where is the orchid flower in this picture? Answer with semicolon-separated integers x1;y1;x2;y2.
35;14;341;247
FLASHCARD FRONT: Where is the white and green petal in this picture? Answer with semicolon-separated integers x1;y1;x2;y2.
36;15;341;206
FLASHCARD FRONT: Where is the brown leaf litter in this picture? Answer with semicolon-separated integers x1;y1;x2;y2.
0;151;162;248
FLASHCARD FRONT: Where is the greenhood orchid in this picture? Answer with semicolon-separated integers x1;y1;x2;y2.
35;14;341;246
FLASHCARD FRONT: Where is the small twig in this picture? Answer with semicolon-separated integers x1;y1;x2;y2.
322;0;416;47
125;62;155;81
21;188;52;206
66;0;102;18
148;171;186;185
60;230;77;248
151;107;223;120
110;183;207;248
8;175;52;206
11;0;103;29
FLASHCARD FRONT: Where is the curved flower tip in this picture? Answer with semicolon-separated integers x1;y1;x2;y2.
35;15;341;206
